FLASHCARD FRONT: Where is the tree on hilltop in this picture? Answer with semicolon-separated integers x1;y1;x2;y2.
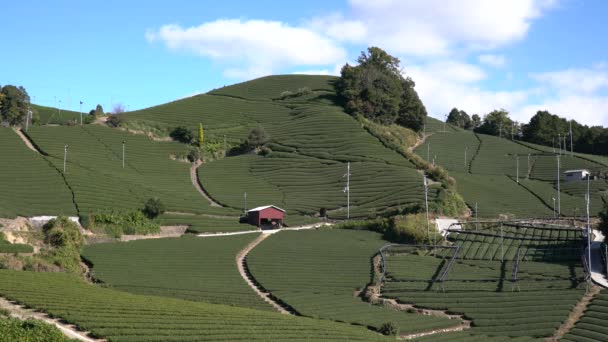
475;109;513;137
336;47;427;131
0;85;30;126
447;107;472;129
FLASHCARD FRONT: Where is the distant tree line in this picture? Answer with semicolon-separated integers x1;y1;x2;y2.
336;47;427;131
445;107;608;155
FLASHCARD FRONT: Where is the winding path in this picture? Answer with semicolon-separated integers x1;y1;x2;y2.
590;229;608;288
235;232;292;315
0;297;104;342
14;129;40;154
190;161;223;207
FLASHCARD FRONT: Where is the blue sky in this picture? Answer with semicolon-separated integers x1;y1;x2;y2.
1;0;607;126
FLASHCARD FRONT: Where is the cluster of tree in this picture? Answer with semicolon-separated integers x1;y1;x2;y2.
336;47;427;131
459;108;608;155
521;110;608;155
446;107;481;130
0;85;30;126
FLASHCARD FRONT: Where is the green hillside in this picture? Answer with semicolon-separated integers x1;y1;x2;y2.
124;74;437;219
415;129;607;217
31;104;84;125
0;128;76;217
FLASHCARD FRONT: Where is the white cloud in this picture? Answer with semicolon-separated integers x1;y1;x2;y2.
479;54;506;67
405;61;532;119
314;0;557;57
146;19;346;79
514;95;608;127
292;64;343;76
531;67;608;94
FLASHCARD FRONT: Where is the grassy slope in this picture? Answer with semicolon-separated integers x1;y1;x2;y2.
247;229;458;334
31;104;84;125
81;234;271;311
0;128;76;218
25;125;239;219
124;75;433;219
0;269;389;341
415;129;607;218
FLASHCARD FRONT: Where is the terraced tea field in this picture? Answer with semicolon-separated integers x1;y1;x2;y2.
381;225;586;339
415;128;607;218
31;104;83;125
82;234;270;310
563;290;608;342
25;125;239;218
0;270;389;341
158;213;254;233
0;128;76;218
247;229;459;335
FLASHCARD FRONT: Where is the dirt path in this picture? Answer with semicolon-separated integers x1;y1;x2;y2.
550;285;601;341
0;297;104;342
407;132;432;154
236;233;292;315
190;161;223;207
14;129;40;154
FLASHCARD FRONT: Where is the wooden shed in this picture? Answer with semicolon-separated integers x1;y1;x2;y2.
247;205;285;228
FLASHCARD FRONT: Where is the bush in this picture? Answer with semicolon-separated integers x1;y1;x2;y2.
170;126;194;144
106;114;123;127
247;126;270;150
187;148;201;162
89;209;161;237
0;317;70;341
42;217;83;249
378;322;399;336
144;197;166;218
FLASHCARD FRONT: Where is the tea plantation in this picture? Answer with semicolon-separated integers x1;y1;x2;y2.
381;225;587;339
81;234;270;310
0;270;390;341
415;128;607;218
562;290;608;342
247;229;460;335
0;128;76;218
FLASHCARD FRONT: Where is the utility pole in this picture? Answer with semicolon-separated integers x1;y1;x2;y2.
427;143;430;162
570;121;574;155
556;154;561;216
424;176;430;245
552;137;555;154
443;114;447;133
475;202;478;221
527;154;531;179
500;222;504;262
464;147;468;171
80;101;83;126
516;156;519;184
25;103;31;132
122;140;125;168
243;192;248;212
63;145;68;173
343;162;351;220
499;122;502;138
552;197;556;218
58;100;62;119
511;122;515;141
586;174;591;271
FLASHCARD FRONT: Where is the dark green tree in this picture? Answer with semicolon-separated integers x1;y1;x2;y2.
144;197;166;218
475;109;513;137
446;108;472;129
0;85;30;126
336;47;427;130
471;114;481;128
247;126;270;149
170;126;194;144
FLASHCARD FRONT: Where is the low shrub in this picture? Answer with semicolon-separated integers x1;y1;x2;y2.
89;209;160;238
170;126;194;144
338;214;439;245
379;322;399;336
0;317;70;341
